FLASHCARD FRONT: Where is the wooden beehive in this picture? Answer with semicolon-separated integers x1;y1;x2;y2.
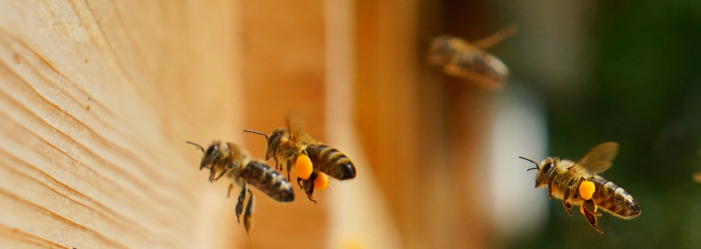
0;0;495;248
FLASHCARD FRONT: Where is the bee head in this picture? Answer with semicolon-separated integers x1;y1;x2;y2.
519;156;556;188
186;140;222;171
244;128;283;160
265;128;287;160
204;141;220;157
427;35;457;64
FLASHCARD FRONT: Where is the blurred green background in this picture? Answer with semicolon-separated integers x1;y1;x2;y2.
435;0;701;248
500;0;701;248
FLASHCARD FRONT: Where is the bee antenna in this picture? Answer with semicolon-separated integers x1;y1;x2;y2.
186;141;205;153
519;156;540;172
244;129;269;140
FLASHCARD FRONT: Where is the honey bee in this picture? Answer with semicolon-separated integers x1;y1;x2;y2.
427;25;517;91
244;113;356;203
519;142;641;233
186;140;294;235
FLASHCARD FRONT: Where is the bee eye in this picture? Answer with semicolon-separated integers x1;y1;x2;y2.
205;146;217;155
542;163;554;172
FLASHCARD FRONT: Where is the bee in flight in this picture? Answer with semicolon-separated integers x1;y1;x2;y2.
427;25;517;91
519;142;641;233
244;112;356;204
186;140;294;235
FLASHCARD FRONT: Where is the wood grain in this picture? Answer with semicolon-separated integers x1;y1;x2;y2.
0;0;243;248
0;0;502;248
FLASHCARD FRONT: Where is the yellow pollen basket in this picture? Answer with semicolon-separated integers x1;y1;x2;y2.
314;172;329;190
578;180;595;200
295;154;313;180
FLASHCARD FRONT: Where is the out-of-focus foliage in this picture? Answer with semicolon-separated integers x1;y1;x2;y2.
510;0;701;248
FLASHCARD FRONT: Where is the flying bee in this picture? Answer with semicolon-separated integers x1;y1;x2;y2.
427;25;517;91
298;170;330;204
186;140;294;235
519;142;641;233
244;112;356;203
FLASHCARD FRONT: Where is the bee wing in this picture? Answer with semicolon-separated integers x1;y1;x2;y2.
226;142;250;160
471;24;518;50
443;58;508;91
286;109;305;140
445;37;472;51
569;142;619;177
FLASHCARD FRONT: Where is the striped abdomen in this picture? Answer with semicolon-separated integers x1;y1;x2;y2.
590;176;640;219
306;144;356;180
240;161;294;202
458;51;508;79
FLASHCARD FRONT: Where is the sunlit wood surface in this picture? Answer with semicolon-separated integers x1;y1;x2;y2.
240;0;328;248
354;0;495;248
0;0;498;248
0;1;242;248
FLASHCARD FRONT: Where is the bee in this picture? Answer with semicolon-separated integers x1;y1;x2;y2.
519;142;641;233
427;25;517;91
244;113;356;203
186;140;294;235
298;171;330;204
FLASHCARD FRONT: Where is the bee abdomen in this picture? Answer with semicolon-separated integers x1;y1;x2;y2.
241;161;294;202
306;144;356;180
591;177;640;219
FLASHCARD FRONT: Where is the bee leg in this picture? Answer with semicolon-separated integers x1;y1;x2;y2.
561;189;573;216
580;202;603;233
297;177;304;190
214;171;226;181
307;183;317;205
547;182;553;199
567;177;580;198
235;182;247;223
306;191;317;205
562;201;573;216
583;199;601;217
214;168;229;182
243;188;255;236
443;59;462;76
286;159;292;182
208;166;217;182
274;157;280;171
297;172;316;205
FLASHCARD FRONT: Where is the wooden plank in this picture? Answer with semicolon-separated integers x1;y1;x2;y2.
323;0;403;248
354;0;424;248
354;0;497;247
0;1;243;248
240;0;328;248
